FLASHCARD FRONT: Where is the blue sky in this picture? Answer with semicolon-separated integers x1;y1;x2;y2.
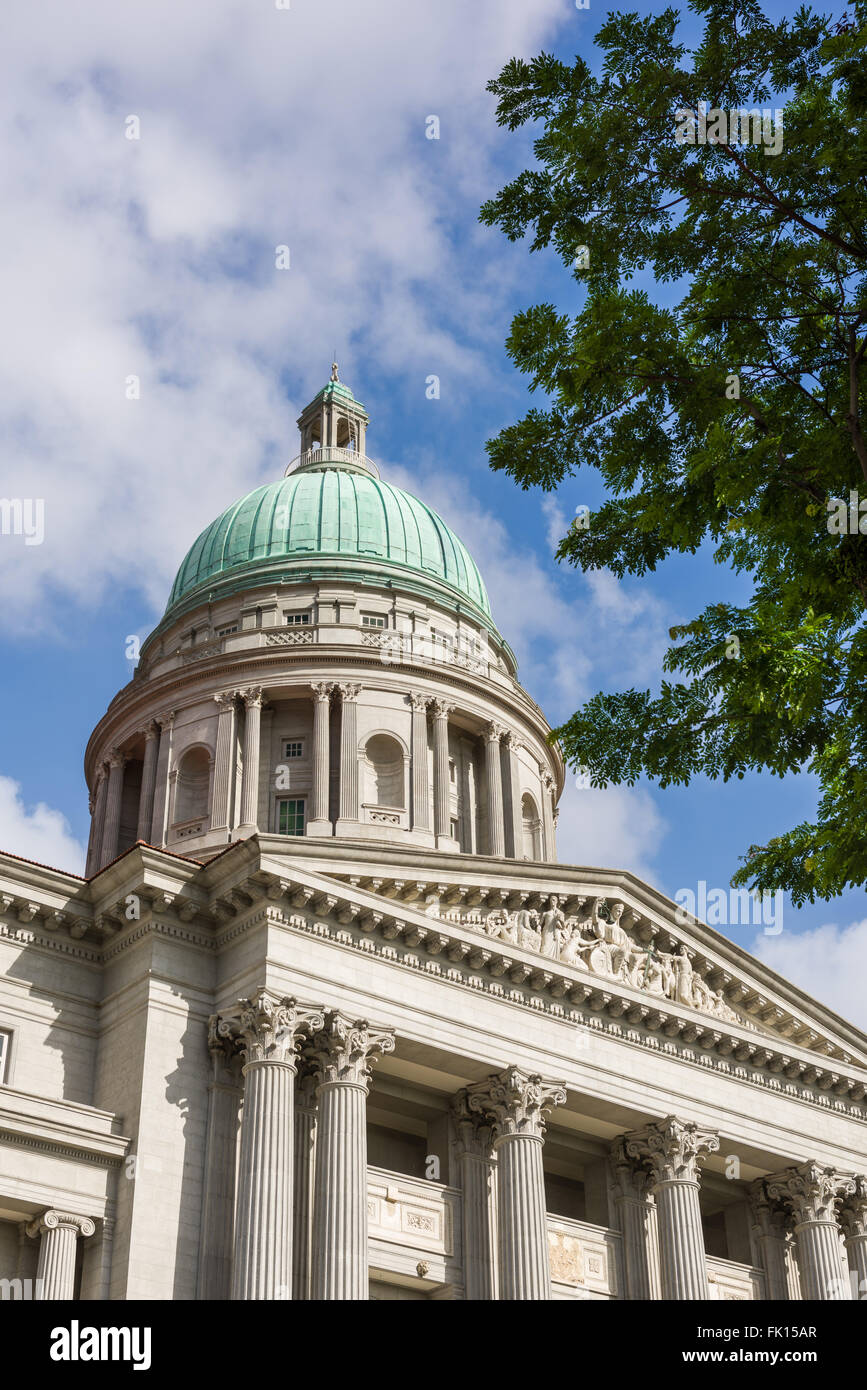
1;0;864;1023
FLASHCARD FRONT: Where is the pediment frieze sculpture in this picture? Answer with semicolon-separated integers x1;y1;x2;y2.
423;891;743;1027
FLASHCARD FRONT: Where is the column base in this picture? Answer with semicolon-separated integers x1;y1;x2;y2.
435;834;460;853
306;819;334;837
335;818;362;837
236;823;258;838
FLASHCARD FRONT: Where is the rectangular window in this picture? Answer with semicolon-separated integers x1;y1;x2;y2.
0;1030;10;1084
449;760;457;784
285;612;311;625
450;818;460;839
216;624;238;637
283;739;304;760
278;798;306;836
361;614;386;629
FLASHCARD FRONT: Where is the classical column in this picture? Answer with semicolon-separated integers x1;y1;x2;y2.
99;749;126;867
839;1176;867;1300
452;1091;497;1300
504;732;524;859
86;765;108;875
431;699;453;842
336;683;361;830
749;1180;791;1301
308;683;334;834
409;694;432;835
466;1065;566;1300
25;1210;96;1299
292;1066;318;1299
310;1012;395;1300
210;695;237;833
238;687;263;830
197;1017;244;1300
766;1162;855;1300
610;1136;662;1299
540;768;556;863
136;721;161;843
483;723;505;857
622;1115;719;1300
215;990;324;1301
153;709;176;846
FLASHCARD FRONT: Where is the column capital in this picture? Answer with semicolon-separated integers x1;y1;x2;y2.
337;682;362;703
211;990;325;1066
465;1064;566;1140
25;1210;95;1240
766;1161;857;1224
142;719;161;740
622;1115;719;1185
749;1178;790;1234
240;686;264;709
107;747;126;769
307;1010;395;1088
408;693;430;713
214;691;237;710
838;1176;867;1238
503;731;523;752
311;681;334;701
540;770;556;794
451;1088;494;1154
610;1135;655;1202
156;708;176;729
483;721;505;744
430;698;453;720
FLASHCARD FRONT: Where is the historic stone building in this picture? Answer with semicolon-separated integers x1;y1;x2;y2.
1;369;866;1301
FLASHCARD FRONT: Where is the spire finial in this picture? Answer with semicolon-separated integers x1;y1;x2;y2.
331;359;339;382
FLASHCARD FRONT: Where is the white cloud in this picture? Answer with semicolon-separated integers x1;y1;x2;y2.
541;495;567;551
0;776;85;875
0;0;565;633
555;780;668;885
751;917;867;1031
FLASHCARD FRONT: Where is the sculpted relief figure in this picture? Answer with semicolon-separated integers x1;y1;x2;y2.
539;894;567;958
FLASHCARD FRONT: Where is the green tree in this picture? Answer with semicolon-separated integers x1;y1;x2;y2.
481;0;867;905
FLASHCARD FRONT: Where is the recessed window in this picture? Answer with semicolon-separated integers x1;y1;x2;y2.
278;798;306;836
450;818;460;839
285;612;311;626
449;760;457;785
361;614;386;629
216;624;238;637
0;1030;10;1084
283;739;304;760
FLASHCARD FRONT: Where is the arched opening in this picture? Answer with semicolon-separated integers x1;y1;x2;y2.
521;792;541;861
335;415;357;451
174;746;211;825
363;733;405;809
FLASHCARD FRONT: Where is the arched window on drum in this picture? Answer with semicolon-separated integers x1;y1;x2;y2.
521;792;541;860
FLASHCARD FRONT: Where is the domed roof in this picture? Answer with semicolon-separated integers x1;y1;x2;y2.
165;466;492;621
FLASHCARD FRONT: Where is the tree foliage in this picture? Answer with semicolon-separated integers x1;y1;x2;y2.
481;0;867;904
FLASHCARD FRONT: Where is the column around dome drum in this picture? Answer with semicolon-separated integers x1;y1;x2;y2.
336;684;361;833
308;683;334;835
239;688;263;831
484;724;506;858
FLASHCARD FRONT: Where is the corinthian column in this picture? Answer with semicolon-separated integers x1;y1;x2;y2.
409;694;432;835
292;1066;318;1300
466;1065;566;1300
308;683;333;834
214;990;324;1301
310;1012;395;1300
100;749;126;867
452;1091;497;1299
25;1210;95;1299
135;721;161;843
239;688;263;830
336;683;361;831
749;1180;791;1301
622;1115;719;1300
504;733;524;859
610;1136;662;1299
210;695;237;833
431;699;453;843
86;765;108;875
839;1176;867;1300
766;1162;855;1300
198;1017;243;1300
483;723;505;858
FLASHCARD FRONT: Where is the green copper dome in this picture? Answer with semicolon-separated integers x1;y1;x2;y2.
165;467;492;621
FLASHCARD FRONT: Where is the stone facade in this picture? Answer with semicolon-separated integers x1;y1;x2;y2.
1;373;866;1300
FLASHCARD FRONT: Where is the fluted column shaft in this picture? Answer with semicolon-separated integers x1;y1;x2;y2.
232;1058;295;1299
794;1220;848;1300
845;1233;867;1298
505;734;523;859
239;689;263;829
86;767;108;875
410;696;431;833
495;1134;551;1299
197;1043;242;1300
136;722;161;843
100;752;126;867
453;1098;496;1300
337;684;361;824
750;1187;791;1301
766;1161;856;1301
309;684;332;830
655;1179;709;1300
26;1211;95;1299
484;725;505;857
614;1189;662;1299
210;696;236;832
432;700;452;839
312;1080;368;1299
292;1078;317;1299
